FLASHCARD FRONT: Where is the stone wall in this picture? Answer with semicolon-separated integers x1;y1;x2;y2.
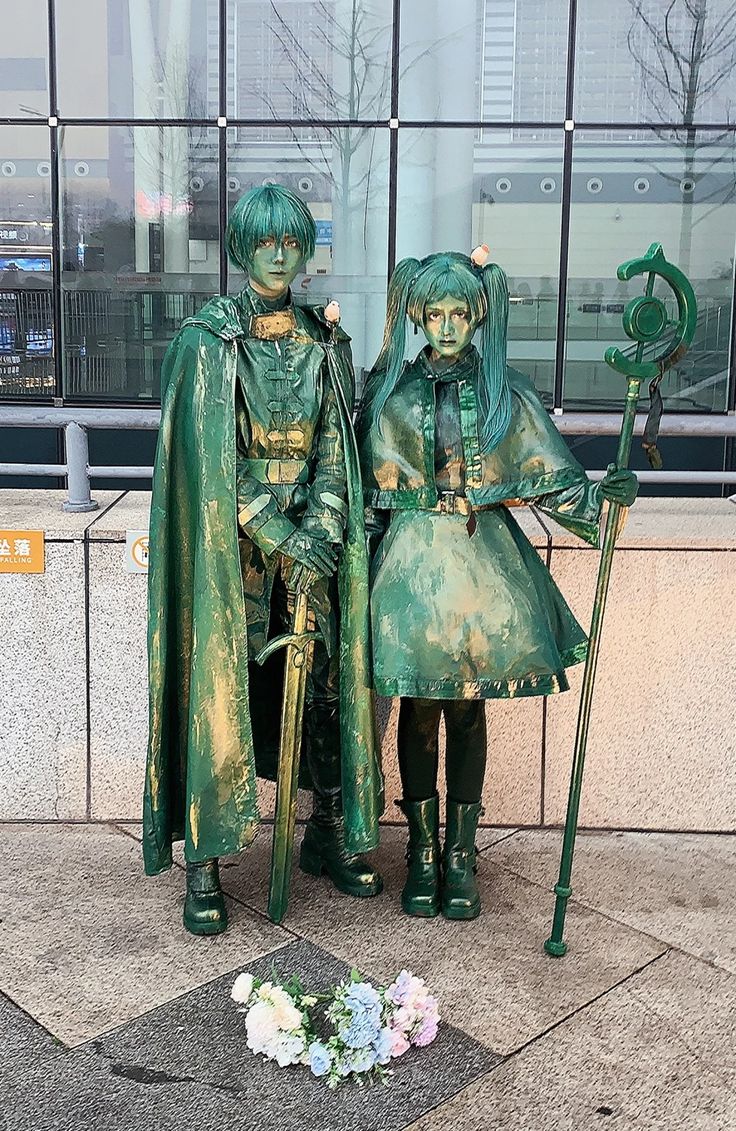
1;490;734;831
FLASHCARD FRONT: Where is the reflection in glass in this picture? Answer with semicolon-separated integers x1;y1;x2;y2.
0;1;48;119
399;0;568;122
60;126;219;400
575;0;736;125
229;0;393;123
56;0;215;119
564;132;735;410
226;127;390;388
396;129;564;401
0;128;53;399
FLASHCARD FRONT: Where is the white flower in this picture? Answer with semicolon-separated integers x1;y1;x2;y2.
324;300;341;324
245;1001;280;1055
268;986;303;1031
231;972;254;1004
470;244;490;266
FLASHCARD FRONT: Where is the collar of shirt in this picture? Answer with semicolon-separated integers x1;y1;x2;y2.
419;343;478;384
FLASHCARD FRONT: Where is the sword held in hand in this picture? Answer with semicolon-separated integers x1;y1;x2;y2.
255;575;322;924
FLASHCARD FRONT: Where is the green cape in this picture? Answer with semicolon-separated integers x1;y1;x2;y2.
143;296;383;875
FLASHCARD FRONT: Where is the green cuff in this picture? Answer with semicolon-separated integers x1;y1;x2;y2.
248;512;296;555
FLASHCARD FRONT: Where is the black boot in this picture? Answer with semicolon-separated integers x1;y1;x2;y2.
397;795;440;918
183;858;228;935
299;703;383;898
442;801;483;920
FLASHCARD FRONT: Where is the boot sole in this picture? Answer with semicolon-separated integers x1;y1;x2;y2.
442;901;481;921
299;851;383;897
183;915;228;936
401;898;440;918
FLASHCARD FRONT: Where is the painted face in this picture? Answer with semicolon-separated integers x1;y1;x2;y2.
248;233;303;297
422;294;475;358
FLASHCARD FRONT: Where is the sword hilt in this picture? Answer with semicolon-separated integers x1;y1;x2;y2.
254;630;322;666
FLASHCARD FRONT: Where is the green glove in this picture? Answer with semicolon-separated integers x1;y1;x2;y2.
599;466;639;508
281;529;338;578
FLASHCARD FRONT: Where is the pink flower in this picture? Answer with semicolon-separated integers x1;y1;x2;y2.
390;1028;411;1058
324;300;341;324
414;1018;439;1047
470;244;490;266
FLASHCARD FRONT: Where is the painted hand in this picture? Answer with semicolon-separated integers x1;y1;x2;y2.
599;466;639;508
281;529;338;578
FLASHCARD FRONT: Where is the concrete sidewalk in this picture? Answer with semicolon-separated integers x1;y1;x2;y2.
1;824;734;1130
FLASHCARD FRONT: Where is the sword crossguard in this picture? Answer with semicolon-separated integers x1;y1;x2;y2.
254;630;323;666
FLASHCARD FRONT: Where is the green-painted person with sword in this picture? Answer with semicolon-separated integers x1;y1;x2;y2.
143;184;384;934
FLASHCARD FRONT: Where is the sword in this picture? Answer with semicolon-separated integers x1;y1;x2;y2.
255;578;322;924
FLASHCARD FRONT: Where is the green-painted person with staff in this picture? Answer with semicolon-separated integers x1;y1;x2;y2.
357;248;638;922
144;184;383;934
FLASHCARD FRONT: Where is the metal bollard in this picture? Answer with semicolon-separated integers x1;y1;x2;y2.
62;421;98;512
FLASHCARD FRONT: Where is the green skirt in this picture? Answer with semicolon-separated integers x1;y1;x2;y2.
370;507;588;700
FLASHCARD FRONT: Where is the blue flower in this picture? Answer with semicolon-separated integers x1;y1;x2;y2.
373;1027;394;1065
341;1010;382;1049
345;982;381;1013
308;1041;333;1078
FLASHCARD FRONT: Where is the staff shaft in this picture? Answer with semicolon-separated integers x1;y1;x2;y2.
544;374;642;956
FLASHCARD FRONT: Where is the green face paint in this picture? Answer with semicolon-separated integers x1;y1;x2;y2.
422;294;476;359
248;234;303;298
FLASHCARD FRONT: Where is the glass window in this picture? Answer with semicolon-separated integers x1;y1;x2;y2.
399;0;568;123
0;127;54;400
0;1;48;119
228;1;393;123
226;126;390;388
59;125;219;400
564;130;735;411
574;0;736;125
396;128;564;402
56;0;215;119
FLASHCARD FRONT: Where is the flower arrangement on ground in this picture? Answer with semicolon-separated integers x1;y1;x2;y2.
231;966;440;1088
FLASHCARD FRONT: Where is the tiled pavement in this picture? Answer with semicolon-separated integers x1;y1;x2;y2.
1;823;734;1130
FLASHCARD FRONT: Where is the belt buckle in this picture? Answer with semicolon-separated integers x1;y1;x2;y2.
439;491;457;515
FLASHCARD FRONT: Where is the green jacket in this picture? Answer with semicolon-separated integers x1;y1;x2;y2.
143;294;383;874
357;346;602;545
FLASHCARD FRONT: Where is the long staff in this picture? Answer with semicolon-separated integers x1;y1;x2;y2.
544;243;697;957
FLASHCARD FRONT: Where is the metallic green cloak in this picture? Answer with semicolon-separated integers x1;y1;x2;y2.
143;296;383;875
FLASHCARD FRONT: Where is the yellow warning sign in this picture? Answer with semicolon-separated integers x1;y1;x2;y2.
0;529;45;574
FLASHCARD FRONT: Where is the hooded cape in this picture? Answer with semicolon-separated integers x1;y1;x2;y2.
143;296;383;875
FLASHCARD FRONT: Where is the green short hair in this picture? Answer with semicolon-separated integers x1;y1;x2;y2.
226;184;316;271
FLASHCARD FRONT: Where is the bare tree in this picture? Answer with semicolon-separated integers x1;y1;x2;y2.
627;0;736;270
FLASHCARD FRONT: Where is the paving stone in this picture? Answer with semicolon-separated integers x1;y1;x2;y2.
219;826;666;1055
0;992;65;1079
489;829;736;973
0;824;288;1046
406;951;736;1131
1;941;496;1131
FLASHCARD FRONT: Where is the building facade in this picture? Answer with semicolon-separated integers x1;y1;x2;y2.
0;0;734;484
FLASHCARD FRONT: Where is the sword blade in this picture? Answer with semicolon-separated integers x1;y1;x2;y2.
267;588;314;924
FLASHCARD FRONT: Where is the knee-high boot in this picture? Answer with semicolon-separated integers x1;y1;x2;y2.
299;702;383;897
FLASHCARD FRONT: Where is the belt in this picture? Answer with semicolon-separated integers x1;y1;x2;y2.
432;491;473;516
241;458;309;485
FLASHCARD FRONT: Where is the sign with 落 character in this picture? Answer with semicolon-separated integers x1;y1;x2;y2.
0;529;45;574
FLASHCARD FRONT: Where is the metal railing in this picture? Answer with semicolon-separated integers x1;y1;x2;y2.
1;406;735;511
